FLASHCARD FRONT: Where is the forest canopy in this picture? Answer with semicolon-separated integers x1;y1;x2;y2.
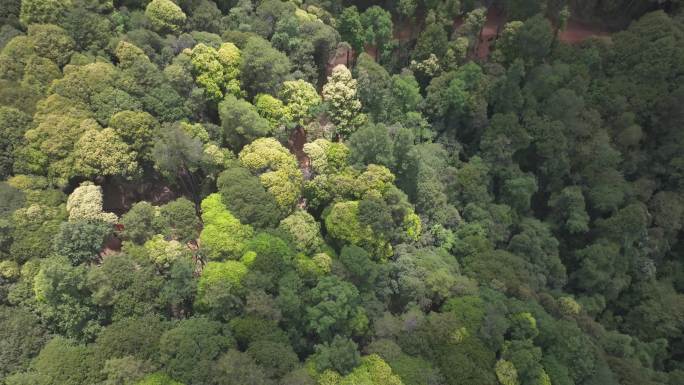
1;0;684;385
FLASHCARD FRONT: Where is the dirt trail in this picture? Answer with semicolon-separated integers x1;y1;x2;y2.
288;126;312;180
560;19;610;43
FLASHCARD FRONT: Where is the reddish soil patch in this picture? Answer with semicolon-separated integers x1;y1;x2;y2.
559;19;610;43
326;44;353;75
453;6;505;59
454;7;610;59
364;44;379;61
393;15;421;42
288;126;312;180
101;234;122;256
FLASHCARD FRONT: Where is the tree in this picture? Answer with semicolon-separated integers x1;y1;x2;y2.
240;37;291;98
219;94;271;149
412;11;449;61
143;235;189;269
0;106;30;178
348;122;394;168
94;315;168;363
13;337;102;385
196;260;248;316
515;14;554;64
53;220;112;265
66;182;118;224
312;335;361;375
109;110;159;161
19;0;69;26
238;138;302;215
278;210;323;254
246;340;298;379
303;139;350;176
548;186;590;234
324;200;388;258
391;246;463;310
119;201;161;244
338;6;365;54
145;0;187;34
254;94;292;131
151;125;204;202
322;65;365;139
26;24;74;67
306;275;367;340
360;6;393;54
136;372;184;385
199;193;254;260
279;79;321;126
334;354;404;385
508;218;566;289
210;350;274;385
217;165;281;228
0;306;46;382
32;255;100;339
159;317;233;385
158;197;200;243
354;53;391;122
190;42;242;101
388;71;423;122
73;128;140;179
87;253;164;321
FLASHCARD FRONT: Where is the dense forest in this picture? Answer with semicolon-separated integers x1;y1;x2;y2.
1;0;683;384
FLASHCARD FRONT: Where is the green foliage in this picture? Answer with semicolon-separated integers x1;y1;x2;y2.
217;165;281;228
210;349;274;385
120;201;161;244
246;340;298;378
196;259;248;315
279;210;323;254
15;337;101;385
109;110;159;161
306;275;367;340
190;42;242;101
87;252;163;321
323;65;365;139
0;306;46;382
279;79;321;126
19;0;70;26
145;0;186;33
219;94;271;149
312;335;360;375
27;24;74;67
66;182;118;224
334;354;404;385
392;246;465;309
159;317;233;384
338;6;364;53
348;122;394;168
255;93;292;130
136;372;184;385
303;139;350;175
53;220;111;265
0;3;683;385
238;137;302;215
73;127;140;179
199;193;253;260
240;36;291;98
0;106;30;178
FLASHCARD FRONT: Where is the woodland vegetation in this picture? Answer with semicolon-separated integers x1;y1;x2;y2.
0;0;683;384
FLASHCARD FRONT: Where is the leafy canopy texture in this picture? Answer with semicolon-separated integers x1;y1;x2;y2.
2;2;684;385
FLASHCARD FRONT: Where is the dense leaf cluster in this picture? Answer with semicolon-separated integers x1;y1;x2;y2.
1;0;683;385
